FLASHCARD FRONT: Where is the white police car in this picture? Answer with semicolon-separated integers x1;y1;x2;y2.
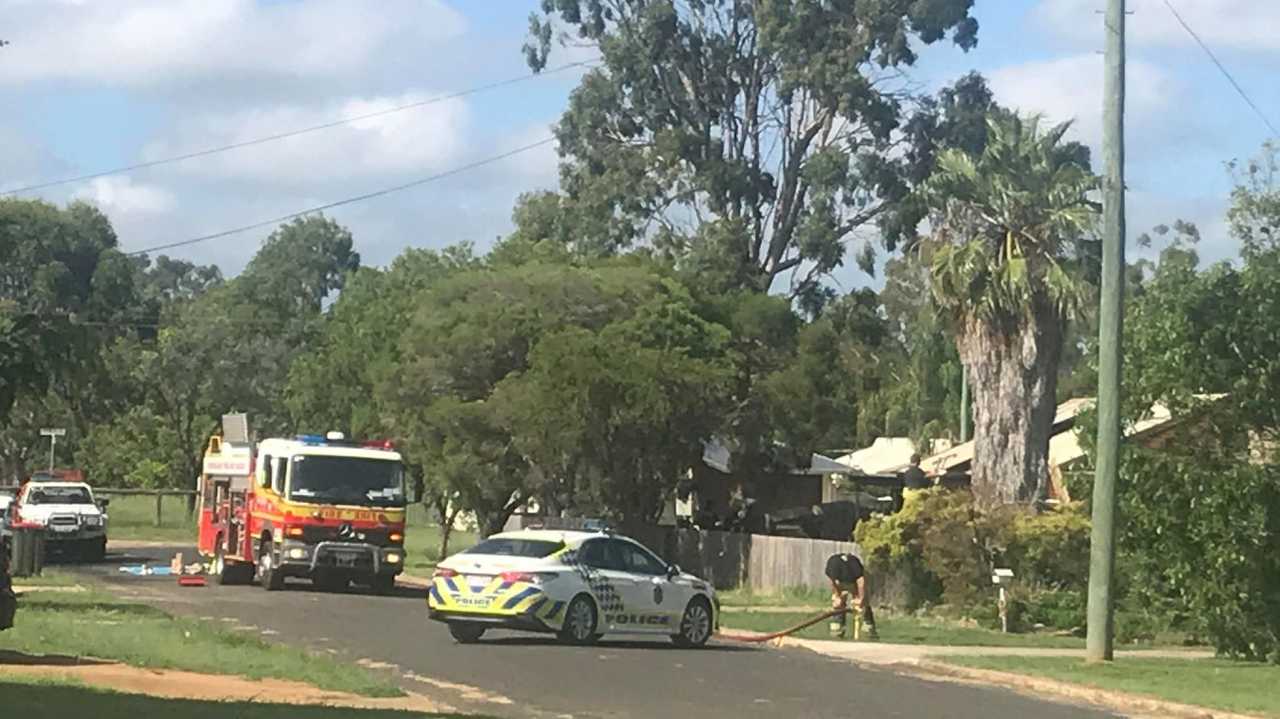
428;529;718;647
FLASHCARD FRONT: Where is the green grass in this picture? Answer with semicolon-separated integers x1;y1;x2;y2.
721;611;1089;648
103;494;198;543
4;589;402;697
105;496;480;574
9;569;83;587
940;656;1280;717
718;586;830;608
0;678;476;719
400;504;478;575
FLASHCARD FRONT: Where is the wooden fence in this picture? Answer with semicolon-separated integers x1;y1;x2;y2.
503;515;859;593
94;488;197;527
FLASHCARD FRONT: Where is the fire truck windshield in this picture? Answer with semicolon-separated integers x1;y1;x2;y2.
288;455;405;508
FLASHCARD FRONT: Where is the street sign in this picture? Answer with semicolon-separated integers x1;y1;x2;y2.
39;428;67;437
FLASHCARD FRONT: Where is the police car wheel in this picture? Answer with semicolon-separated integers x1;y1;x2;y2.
672;597;713;648
558;595;599;645
448;622;485;644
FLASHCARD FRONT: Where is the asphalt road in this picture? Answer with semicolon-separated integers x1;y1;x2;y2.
71;546;1116;719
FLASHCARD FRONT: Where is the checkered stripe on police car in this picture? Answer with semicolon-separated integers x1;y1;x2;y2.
561;548;625;613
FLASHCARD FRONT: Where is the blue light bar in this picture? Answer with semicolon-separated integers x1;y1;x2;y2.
295;434;326;445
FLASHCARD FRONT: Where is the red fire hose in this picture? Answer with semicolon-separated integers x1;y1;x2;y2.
718;607;851;643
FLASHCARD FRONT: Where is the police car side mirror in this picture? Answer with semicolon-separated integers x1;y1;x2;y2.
666;564;680;579
97;498;110;510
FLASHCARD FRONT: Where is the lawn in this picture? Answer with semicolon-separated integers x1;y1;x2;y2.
717;586;829;608
105;496;479;575
103;493;197;543
401;504;478;575
2;589;402;697
0;678;475;719
940;655;1280;717
721;611;1088;648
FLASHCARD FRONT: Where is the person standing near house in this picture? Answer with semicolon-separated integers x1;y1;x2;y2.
901;453;929;490
824;551;877;639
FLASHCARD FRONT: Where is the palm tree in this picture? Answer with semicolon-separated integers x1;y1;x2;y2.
922;114;1098;506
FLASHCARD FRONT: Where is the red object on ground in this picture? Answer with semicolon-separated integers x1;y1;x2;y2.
177;575;206;587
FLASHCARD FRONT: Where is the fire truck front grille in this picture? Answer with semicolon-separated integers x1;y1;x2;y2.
301;526;394;546
312;543;376;571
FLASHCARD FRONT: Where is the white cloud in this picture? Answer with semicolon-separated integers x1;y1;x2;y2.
988;54;1175;152
1035;0;1280;52
141;92;471;184
0;0;467;87
73;176;174;214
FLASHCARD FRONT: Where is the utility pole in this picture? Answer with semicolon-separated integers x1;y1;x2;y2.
40;428;67;472
1087;0;1127;663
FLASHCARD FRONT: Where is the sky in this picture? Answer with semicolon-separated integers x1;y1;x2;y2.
1;0;1277;286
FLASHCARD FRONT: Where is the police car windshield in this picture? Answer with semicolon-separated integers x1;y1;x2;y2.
289;455;405;508
29;487;93;505
462;538;564;558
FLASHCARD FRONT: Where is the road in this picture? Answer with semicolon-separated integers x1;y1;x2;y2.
74;546;1116;719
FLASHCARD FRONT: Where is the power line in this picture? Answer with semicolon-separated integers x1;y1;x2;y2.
1160;0;1279;138
1;60;593;197
126;136;557;257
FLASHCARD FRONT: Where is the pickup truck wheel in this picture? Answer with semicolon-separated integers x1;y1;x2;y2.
86;537;106;563
258;540;284;591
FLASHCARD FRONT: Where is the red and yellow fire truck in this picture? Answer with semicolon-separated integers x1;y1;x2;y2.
196;417;413;593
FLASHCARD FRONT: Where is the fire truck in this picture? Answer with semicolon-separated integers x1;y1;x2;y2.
196;415;414;593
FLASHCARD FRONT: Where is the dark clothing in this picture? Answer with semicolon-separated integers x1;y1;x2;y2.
825;553;865;584
902;465;929;490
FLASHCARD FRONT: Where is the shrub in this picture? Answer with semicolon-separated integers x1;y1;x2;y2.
856;488;1092;617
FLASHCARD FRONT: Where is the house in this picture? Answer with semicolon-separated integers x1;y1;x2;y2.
687;437;849;521
919;395;1226;500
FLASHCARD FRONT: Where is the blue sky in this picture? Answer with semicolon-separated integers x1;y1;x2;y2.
1;0;1276;283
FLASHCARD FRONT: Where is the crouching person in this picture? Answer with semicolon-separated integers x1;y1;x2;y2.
824;552;877;640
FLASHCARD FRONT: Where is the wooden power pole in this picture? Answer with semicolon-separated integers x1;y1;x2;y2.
1087;0;1127;662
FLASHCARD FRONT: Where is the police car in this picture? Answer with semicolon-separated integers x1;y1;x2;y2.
428;528;718;647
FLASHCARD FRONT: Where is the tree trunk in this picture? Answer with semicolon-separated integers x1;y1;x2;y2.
958;306;1063;507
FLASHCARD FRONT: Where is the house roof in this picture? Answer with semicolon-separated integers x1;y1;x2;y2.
920;394;1226;477
835;437;918;475
701;437;848;477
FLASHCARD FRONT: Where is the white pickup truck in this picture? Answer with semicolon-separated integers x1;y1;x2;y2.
3;481;108;561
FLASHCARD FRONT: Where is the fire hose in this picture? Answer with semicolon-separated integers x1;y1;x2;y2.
717;607;853;643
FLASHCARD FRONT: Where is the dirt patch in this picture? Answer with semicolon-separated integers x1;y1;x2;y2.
909;659;1265;719
0;657;454;714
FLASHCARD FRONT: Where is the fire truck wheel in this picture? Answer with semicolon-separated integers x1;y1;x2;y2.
258;540;284;591
216;544;251;585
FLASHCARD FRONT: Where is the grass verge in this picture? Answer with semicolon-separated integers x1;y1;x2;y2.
3;589;402;697
721;611;1088;648
103;494;197;543
717;586;829;608
0;677;474;719
939;655;1280;717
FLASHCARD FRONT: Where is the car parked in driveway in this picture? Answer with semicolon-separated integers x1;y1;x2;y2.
1;481;108;561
